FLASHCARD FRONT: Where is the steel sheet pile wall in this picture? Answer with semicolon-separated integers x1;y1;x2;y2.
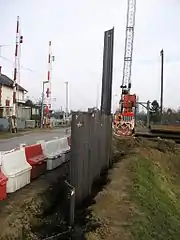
101;27;114;115
70;111;112;205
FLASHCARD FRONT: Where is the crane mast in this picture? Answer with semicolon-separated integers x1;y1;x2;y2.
114;0;137;136
121;0;136;95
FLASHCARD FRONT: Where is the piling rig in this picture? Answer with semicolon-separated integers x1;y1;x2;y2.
114;0;137;136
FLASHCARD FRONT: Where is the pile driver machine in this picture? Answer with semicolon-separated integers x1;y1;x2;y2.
114;0;137;136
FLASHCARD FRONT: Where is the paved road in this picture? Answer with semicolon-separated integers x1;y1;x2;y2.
0;128;70;151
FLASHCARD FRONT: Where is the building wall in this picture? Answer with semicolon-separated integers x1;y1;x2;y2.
32;107;40;115
1;85;25;107
1;85;13;107
16;89;25;103
17;106;31;120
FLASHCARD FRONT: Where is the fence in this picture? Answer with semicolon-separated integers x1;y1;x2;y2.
69;110;112;205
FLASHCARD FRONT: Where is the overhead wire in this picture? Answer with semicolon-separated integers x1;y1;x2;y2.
0;55;43;76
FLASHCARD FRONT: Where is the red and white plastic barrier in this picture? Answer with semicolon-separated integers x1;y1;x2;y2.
25;144;47;180
0;135;71;201
0;170;8;200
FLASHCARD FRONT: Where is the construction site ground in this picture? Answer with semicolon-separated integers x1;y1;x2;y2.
1;132;180;239
0;162;69;240
82;136;180;240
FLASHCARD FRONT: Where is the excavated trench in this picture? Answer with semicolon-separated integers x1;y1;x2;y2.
0;139;123;240
32;136;180;240
34;143;124;240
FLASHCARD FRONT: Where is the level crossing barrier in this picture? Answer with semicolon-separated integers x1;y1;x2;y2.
0;149;32;193
25;144;47;179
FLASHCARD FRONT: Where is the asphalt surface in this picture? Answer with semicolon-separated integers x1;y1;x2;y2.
0;128;70;151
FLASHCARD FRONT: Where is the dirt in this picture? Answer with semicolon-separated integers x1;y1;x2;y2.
82;136;180;240
0;163;69;240
1;135;180;240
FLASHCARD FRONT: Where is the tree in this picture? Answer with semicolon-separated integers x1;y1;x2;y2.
150;100;160;123
151;100;160;112
25;99;34;107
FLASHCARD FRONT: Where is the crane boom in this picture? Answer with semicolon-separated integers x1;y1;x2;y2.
113;0;137;136
121;0;136;94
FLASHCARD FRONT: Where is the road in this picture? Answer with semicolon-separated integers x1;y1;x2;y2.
0;128;70;151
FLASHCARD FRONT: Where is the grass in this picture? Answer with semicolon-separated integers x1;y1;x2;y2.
0;131;28;139
81;138;180;240
131;151;180;240
0;128;49;140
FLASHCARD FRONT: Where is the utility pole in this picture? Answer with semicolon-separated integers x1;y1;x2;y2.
65;81;69;121
147;100;150;128
160;49;164;123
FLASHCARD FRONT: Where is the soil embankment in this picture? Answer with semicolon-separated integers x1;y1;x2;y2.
83;137;180;240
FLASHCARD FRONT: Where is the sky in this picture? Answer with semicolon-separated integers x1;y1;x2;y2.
0;0;180;111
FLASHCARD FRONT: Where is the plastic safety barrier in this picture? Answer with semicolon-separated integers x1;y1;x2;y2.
25;144;47;179
43;139;62;159
0;148;19;165
59;137;70;153
0;170;8;200
40;138;68;171
67;136;71;147
0;149;32;193
59;137;71;164
46;155;64;171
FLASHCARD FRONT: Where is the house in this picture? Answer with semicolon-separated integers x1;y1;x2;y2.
0;73;28;118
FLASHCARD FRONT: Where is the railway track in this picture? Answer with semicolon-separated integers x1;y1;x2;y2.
135;130;180;143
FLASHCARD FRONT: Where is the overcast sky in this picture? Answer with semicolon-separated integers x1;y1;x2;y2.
0;0;180;111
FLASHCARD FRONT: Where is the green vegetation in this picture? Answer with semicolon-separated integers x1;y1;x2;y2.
0;128;49;139
0;131;27;139
131;152;180;240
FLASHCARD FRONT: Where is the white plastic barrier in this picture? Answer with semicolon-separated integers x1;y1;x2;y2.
37;137;70;171
0;148;19;166
41;139;62;159
1;149;32;193
46;155;64;170
59;137;71;164
37;139;63;170
59;137;70;153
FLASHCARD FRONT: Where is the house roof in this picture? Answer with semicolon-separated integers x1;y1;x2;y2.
0;73;27;92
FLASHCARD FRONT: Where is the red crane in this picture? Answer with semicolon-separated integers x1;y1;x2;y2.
114;0;137;136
